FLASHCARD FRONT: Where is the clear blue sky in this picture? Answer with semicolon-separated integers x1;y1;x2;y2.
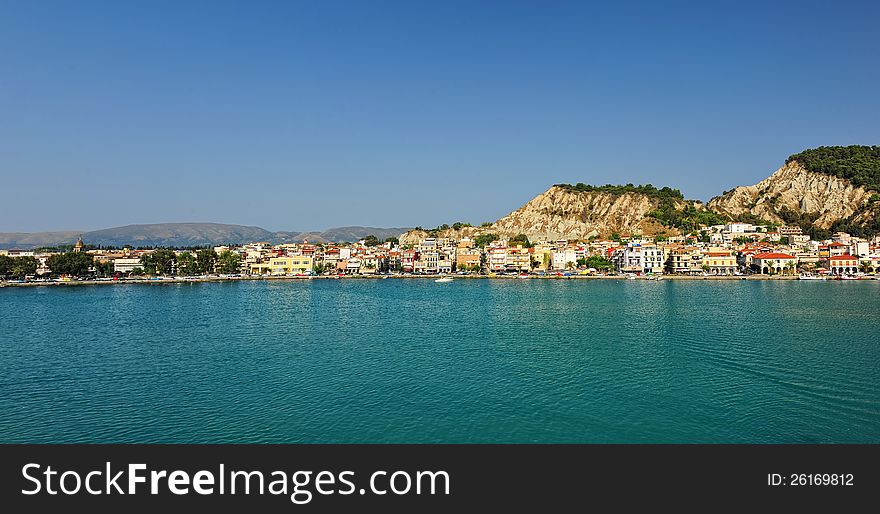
2;0;878;232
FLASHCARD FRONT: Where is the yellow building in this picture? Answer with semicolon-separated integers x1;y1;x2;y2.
250;256;314;275
701;249;738;275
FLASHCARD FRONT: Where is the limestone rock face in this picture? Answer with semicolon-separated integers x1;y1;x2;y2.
707;161;872;229
489;186;676;240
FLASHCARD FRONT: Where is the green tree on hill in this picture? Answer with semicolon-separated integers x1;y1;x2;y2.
509;234;531;247
474;234;498;248
786;145;880;191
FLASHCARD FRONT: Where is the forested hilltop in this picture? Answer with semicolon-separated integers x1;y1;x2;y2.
786;145;880;192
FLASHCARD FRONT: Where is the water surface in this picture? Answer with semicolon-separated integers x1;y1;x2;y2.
1;279;878;443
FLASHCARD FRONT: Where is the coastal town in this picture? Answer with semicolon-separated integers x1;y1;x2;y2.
2;221;880;284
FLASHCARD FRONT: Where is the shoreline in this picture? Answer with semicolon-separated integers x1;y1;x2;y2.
3;274;870;288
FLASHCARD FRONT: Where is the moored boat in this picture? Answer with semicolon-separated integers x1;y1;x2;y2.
435;277;453;283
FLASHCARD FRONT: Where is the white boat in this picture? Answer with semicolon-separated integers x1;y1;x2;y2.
654;275;664;281
434;277;453;283
626;274;636;280
798;273;826;281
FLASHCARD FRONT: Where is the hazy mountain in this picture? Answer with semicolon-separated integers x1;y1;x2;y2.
0;223;412;249
0;231;81;250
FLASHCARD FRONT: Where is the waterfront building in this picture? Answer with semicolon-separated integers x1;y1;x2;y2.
251;256;314;275
701;249;737;275
827;255;859;275
667;246;703;274
487;245;507;273
505;245;531;272
552;249;577;271
752;252;798;275
455;249;481;271
114;258;142;273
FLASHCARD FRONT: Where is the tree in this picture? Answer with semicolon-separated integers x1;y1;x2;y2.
8;256;38;279
0;255;12;276
585;255;614;271
94;260;115;277
474;234;497;248
177;252;198;275
383;237;399;245
785;261;796;275
542;253;552;269
313;263;327;275
565;261;575;270
1;255;38;278
509;234;531;247
576;257;587;268
216;250;242;274
46;252;93;277
363;235;380;247
196;249;218;274
139;249;176;275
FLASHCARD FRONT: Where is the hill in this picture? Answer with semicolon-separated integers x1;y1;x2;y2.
0;224;411;249
708;146;880;238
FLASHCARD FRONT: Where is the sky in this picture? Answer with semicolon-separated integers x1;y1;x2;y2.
1;0;879;232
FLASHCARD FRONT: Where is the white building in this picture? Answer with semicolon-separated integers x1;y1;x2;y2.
114;258;142;273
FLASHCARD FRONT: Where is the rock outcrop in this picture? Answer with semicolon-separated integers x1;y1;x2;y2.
707;160;873;229
489;186;678;240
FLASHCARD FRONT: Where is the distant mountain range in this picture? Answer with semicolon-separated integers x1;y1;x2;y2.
0;223;411;249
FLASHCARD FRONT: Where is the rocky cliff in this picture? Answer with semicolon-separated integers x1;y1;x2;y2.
707;160;874;229
400;185;691;243
489;186;679;240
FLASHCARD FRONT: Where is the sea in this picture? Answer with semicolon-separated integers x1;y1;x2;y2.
1;279;878;443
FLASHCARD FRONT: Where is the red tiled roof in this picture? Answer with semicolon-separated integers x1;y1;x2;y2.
753;252;796;259
829;255;858;261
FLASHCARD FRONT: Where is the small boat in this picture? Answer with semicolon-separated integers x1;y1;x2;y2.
626;274;636;280
837;275;859;280
434;277;453;283
654;275;664;281
798;273;826;281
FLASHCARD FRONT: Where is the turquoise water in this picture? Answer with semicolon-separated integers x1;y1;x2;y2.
1;279;878;443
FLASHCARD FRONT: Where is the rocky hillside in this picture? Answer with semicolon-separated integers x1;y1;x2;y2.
708;146;880;236
401;184;713;243
401;146;880;244
490;185;680;240
707;160;872;228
